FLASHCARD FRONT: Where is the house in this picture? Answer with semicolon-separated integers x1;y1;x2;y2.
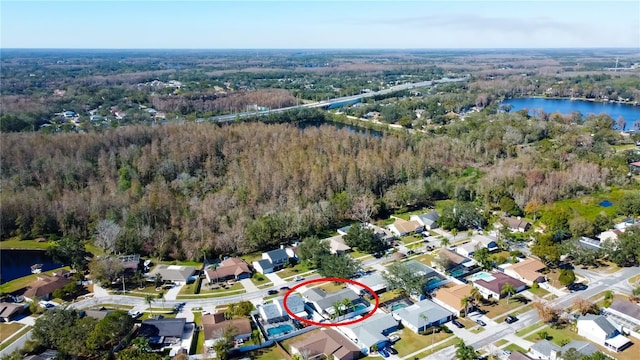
365;223;395;244
454;235;498;258
598;229;623;242
139;318;188;348
529;339;600;360
118;254;141;271
455;242;481;258
410;211;440;230
337;225;352;236
393;299;453;333
202;313;252;347
503;258;546;286
325;235;351;254
432;248;475;274
303;288;360;317
387;218;422;237
391;260;448;297
577;314;632;352
258;294;307;323
342;313;399;352
578;236;603;251
604;299;640;328
471;235;499;252
205;258;251;283
253;248;291;274
290;329;361;360
529;340;560;359
146;265;196;285
500;217;531;232
347;271;386;295
472;272;526;300
23;274;73;300
432;283;474;316
0;303;26;322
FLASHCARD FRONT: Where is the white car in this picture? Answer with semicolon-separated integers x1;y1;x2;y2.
388;335;400;343
294;275;304;281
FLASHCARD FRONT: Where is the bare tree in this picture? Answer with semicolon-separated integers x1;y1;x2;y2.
350;193;377;223
95;219;121;254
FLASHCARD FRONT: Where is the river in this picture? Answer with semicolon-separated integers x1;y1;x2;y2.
0;249;59;284
502;98;640;130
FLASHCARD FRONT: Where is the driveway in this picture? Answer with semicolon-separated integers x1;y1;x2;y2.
164;283;184;300
264;272;286;286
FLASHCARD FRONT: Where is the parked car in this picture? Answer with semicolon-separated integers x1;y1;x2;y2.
567;283;587;292
379;348;390;358
280;286;290;291
294;275;304;281
388;334;400;343
267;289;278;295
476;319;487;326
452;319;464;328
387;347;398;355
505;315;518;324
128;310;142;318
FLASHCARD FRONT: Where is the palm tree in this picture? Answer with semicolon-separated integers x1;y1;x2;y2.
440;237;450;247
341;298;353;314
158;291;165;310
451;229;458;242
501;283;516;304
332;301;342;320
419;313;428;334
469;287;482;312
460;296;470;318
144;294;155;316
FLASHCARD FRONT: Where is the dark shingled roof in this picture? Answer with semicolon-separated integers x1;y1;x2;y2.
139;318;186;338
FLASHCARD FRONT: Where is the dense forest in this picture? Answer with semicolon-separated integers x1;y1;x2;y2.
1;107;634;260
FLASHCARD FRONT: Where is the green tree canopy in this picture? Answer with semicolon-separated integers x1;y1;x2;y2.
297;236;330;269
317;254;360;279
343;223;386;254
558;269;576;286
383;262;428;298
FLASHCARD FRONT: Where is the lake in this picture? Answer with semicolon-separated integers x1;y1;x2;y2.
0;249;60;284
502;98;640;130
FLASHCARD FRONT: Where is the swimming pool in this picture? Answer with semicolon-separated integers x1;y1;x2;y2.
391;303;407;311
267;324;293;337
468;271;495;282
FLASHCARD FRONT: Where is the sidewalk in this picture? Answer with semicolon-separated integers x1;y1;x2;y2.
240;278;259;293
93;283;110;297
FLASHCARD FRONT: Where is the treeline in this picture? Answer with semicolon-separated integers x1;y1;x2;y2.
0;110;632;260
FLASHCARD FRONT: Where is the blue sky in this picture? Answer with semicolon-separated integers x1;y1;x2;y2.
2;0;639;49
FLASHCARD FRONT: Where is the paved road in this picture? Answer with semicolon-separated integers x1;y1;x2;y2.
207;77;468;123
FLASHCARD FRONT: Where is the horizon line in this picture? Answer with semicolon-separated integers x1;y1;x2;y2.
2;47;639;51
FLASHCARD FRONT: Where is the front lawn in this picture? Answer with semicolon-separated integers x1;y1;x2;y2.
527;286;549;297
481;295;532;319
250;273;272;287
239;345;289;360
278;263;312;280
0;323;24;342
411;336;459;359
524;324;582;346
192;311;205;354
516;323;546;337
414;253;435;267
504;343;527;353
313;282;346;293
0;325;31;351
393;328;453;357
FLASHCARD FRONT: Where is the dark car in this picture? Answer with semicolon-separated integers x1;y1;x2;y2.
267;289;278;295
476;319;487;326
568;283;588;292
280;286;290;291
387;347;398;355
379;348;390;358
452;319;464;328
505;315;518;324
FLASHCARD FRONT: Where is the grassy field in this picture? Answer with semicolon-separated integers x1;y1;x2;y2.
516;323;546;337
250;273;272;287
393;328;452;357
312;281;346;293
192;311;205;355
0;326;32;351
494;339;509;347
524;324;582;346
541;188;635;221
0;266;71;294
195;282;244;294
504;343;527;353
527;286;550;297
0;237;53;250
411;336;460;359
278;263;312;279
240;345;290;360
0;323;24;342
613;144;638;152
481;295;532;320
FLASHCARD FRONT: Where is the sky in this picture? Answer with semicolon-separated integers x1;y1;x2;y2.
1;0;639;49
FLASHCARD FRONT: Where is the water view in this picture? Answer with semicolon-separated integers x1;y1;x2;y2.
502;98;640;130
0;249;59;284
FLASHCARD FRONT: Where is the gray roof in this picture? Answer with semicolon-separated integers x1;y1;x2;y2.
265;249;289;262
394;299;452;329
609;299;640;322
346;313;398;347
276;293;306;314
140;318;186;338
259;303;282;321
579;314;618;336
561;341;599;356
255;259;272;269
83;309;113;320
355;272;386;291
416;212;439;226
304;288;359;311
530;340;560;357
148;265;196;282
399;260;439;277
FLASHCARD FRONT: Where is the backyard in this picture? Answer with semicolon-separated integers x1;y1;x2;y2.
480;295;533;320
0;266;72;294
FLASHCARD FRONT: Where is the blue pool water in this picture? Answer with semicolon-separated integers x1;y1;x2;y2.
468;271;495;282
354;303;368;311
391;303;407;311
267;324;293;337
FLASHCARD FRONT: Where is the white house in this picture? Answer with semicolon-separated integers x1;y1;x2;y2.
324;235;351;254
387;218;422;237
393;299;453;333
410;211;440;230
472;272;526;300
455;242;480;258
252;248;291;274
455;235;498;258
258;294;307;323
576;314;632;352
303;288;360;317
341;313;399;353
347;271;386;295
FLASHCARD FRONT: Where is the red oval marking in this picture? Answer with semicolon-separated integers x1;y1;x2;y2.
283;277;379;327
